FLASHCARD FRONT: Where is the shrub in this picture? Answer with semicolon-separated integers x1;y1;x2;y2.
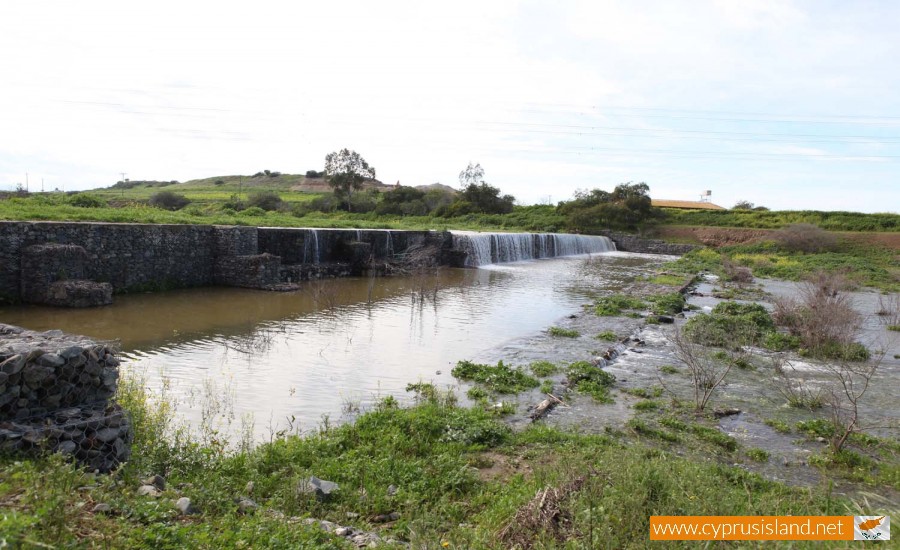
238;206;266;217
451;360;539;394
148;190;190;210
68;193;106;208
771;223;838;253
529;360;559;377
683;302;774;348
648;292;685;315
594;294;646;316
247;190;283;211
223;194;245;211
595;331;618;341
566;361;615;388
548;326;579;338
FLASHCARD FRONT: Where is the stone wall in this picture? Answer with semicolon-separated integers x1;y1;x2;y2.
0;222;220;304
0;222;449;305
0;323;131;472
599;231;700;255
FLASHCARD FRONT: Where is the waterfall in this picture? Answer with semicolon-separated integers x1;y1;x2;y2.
303;229;320;265
451;231;615;267
385;230;394;258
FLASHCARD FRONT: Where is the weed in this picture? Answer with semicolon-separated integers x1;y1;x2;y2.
647;292;685;315
624;387;663;399
764;419;792;434
529;360;559;377
539;379;554;394
633;400;662;411
627;418;680;442
595;331;618;342
659;365;679;375
691;424;738;452
452;360;539;394
659;416;689;432
594;294;646;316
549;326;580;338
746;448;770;462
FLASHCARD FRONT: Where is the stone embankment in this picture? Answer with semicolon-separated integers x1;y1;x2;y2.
599;231;700;255
0;323;131;472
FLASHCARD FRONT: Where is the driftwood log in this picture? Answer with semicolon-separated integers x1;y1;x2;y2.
530;394;565;422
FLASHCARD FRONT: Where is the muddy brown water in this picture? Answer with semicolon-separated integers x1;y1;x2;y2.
0;252;670;439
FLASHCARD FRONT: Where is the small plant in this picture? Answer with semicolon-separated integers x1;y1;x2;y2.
660;416;689;431
746;448;770;462
452;360;539;394
595;331;618;341
539;379;554;394
647;292;685;315
529;360;559;377
659;365;679;375
567;361;615;403
594;294;646;316
624;387;663;399
549;326;580;338
627;418;680;442
633;400;661;411
764;418;792;434
888;325;900;332
692;424;738;452
467;386;489;401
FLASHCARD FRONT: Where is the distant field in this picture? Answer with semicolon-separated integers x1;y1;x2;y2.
660;207;898;232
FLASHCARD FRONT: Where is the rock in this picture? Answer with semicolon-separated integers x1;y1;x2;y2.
0;372;8;385
656;315;675;324
37;353;65;368
387;484;398;496
95;427;121;443
22;365;54;388
297;476;338;500
237;498;258;514
815;437;827;443
142;474;166;491
175;497;199;515
346;512;360;519
373;511;400;523
713;408;742;418
91;503;112;514
56;440;78;454
245;481;254;495
137;485;160;497
334;527;352;537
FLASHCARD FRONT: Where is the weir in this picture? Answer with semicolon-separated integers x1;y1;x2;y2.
0;222;627;306
451;231;616;266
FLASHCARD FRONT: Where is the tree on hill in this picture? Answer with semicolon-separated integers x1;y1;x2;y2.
442;163;514;215
557;182;654;231
324;149;376;212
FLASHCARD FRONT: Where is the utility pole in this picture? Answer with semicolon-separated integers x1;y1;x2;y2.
25;172;29;192
120;172;127;182
41;178;44;193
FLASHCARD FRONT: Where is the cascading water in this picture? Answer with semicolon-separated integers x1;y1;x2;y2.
451;231;615;267
302;229;321;265
385;230;394;258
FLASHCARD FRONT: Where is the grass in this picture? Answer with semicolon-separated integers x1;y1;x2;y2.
1;373;891;548
665;240;900;292
659;208;899;232
594;330;618;341
548;326;580;338
451;360;540;394
764;418;792;434
593;294;647;316
566;361;616;403
529;360;559;377
659;365;680;375
746;448;771;462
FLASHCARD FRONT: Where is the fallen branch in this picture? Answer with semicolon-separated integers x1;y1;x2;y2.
530;394;564;422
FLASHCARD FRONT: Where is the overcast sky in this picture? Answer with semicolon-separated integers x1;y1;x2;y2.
2;1;899;212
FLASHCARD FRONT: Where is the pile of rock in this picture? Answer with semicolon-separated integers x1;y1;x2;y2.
0;323;132;472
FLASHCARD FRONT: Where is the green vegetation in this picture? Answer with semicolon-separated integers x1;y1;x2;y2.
593;294;647;316
566;361;615;403
887;325;900;332
539;379;554;394
548;326;579;338
528;360;559;377
660;209;899;232
746;448;771;462
633;400;662;411
659;365;680;375
451;360;539;394
595;330;618;341
683;301;775;347
646;273;689;286
647;292;685;315
763;418;791;434
557;182;657;232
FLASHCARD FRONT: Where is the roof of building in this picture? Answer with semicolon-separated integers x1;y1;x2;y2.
651;199;727;210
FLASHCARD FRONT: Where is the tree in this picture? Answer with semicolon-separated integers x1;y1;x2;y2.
458;162;485;187
557;182;654;231
733;200;755;210
324;149;376;211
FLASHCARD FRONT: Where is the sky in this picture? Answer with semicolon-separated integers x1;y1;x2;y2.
1;0;899;212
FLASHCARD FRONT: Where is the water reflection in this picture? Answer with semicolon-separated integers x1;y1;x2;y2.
0;252;669;438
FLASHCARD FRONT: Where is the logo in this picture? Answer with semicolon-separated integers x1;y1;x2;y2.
854;516;890;541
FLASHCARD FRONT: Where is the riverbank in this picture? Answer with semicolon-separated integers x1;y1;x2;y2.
2;252;897;547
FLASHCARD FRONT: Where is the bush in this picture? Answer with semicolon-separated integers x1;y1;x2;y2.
305;170;324;178
309;194;341;212
451;360;539;394
148;190;190;210
247;190;283;211
648;292;685;315
223;194;245;211
68;193;106;208
771;223;838;253
238;206;266;217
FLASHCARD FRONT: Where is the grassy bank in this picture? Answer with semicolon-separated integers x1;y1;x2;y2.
660;208;899;232
0;377;869;549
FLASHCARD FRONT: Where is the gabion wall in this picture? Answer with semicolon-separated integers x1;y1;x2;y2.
0;323;132;472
